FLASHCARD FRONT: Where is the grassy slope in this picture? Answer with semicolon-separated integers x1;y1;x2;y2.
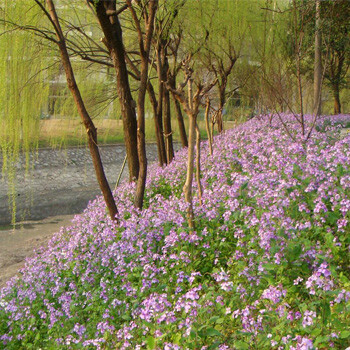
1;114;350;350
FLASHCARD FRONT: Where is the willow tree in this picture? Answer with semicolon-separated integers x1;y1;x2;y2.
0;1;51;224
42;0;119;220
0;0;120;221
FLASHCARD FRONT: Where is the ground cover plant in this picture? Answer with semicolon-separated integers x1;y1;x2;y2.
1;114;350;349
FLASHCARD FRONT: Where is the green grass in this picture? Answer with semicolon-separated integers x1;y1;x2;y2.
37;119;239;148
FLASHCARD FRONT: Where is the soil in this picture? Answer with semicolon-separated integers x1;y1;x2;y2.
0;214;74;288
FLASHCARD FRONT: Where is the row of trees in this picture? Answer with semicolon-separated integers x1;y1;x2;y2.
1;0;349;225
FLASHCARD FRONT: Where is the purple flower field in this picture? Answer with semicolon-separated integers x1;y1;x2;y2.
1;115;350;349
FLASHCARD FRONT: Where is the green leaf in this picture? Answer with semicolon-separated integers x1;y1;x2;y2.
205;328;223;337
311;328;322;337
241;182;248;190
326;212;338;226
314;335;328;346
34;332;41;342
147;336;156;349
340;330;350;339
263;263;276;271
322;301;331;324
190;330;197;339
209;316;220;323
234;341;249;349
289;243;302;259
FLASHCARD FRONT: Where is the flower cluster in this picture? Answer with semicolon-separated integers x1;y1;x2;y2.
0;114;349;349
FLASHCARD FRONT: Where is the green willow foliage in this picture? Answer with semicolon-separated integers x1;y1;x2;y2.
0;0;121;223
0;0;51;223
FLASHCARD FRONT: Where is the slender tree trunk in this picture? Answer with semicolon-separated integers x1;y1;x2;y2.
184;113;196;229
174;99;188;148
45;0;118;220
163;88;174;162
313;0;322;116
211;113;215;146
204;98;213;156
134;59;148;209
293;0;305;135
183;79;195;229
95;1;139;181
128;0;157;210
155;43;167;163
147;82;167;166
162;51;174;162
170;76;188;148
333;85;341;114
195;123;203;205
217;85;226;133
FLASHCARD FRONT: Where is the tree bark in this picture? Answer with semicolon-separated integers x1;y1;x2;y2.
333;85;341;114
147;82;167;166
183;79;196;229
155;43;168;165
313;0;322;116
95;1;139;181
204;98;213;156
124;51;166;167
184;112;195;229
170;76;188;148
217;84;226;133
293;0;305;135
174;98;188;148
162;51;174;162
134;58;148;209
163;87;174;163
195;123;203;205
45;0;118;221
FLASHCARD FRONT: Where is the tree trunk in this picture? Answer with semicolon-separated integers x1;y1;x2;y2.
174;98;188;148
184;113;195;229
217;85;226;133
155;43;168;165
204;98;213;156
333;85;341;114
313;0;322;116
156;44;175;164
95;1;139;181
293;0;305;136
129;0;157;209
147;82;167;166
162;53;174;162
170;75;188;148
183;80;195;229
195;123;203;205
163;87;174;163
134;59;148;210
45;0;118;221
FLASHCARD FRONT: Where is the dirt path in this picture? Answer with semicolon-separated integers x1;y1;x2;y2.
0;215;74;288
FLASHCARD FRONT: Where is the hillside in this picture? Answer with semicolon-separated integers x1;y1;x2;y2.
1;115;350;349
